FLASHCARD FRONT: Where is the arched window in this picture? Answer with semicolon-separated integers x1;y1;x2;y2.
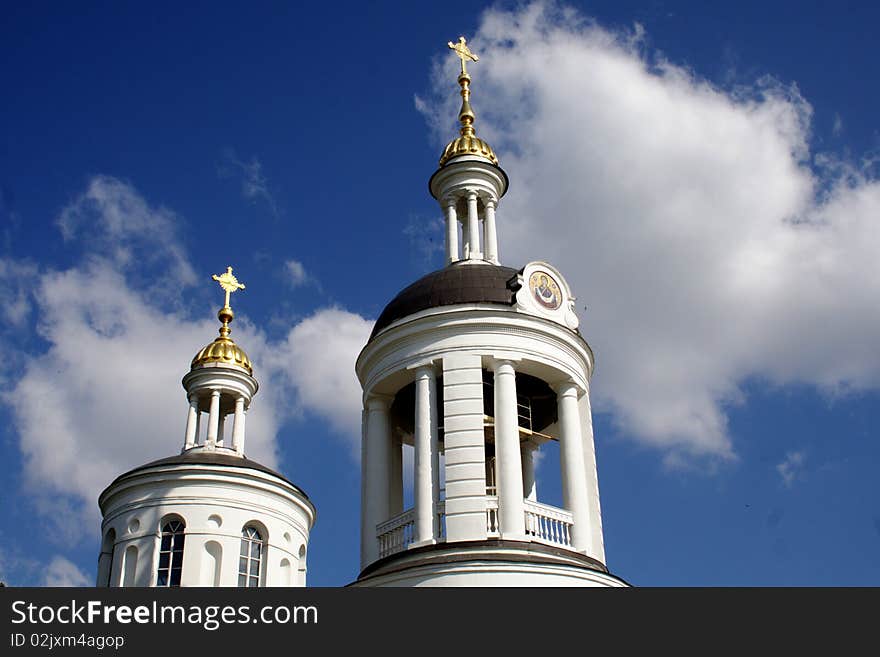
297;544;307;586
156;519;186;587
122;545;138;587
96;528;116;587
238;525;264;587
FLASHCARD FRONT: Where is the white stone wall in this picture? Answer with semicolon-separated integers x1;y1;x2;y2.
99;464;314;587
353;545;627;588
358;563;626;587
359;306;592;397
442;354;488;542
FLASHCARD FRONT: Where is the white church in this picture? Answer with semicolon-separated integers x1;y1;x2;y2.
95;38;628;588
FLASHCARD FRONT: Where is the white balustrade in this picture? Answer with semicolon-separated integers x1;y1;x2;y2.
436;501;446;540
376;509;415;558
377;503;447;558
523;499;574;548
486;495;500;537
376;498;574;557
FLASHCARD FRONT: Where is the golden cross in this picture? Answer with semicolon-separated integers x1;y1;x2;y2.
212;266;246;309
448;36;479;76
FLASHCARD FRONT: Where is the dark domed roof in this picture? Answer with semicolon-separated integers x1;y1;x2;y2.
371;262;521;339
106;450;309;499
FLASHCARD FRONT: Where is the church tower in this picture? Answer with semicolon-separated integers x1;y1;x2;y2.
353;38;626;586
96;268;315;587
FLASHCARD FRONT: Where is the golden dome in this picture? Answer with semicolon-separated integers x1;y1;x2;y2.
439;133;498;167
191;266;253;375
439;38;499;168
191;306;253;375
191;338;253;374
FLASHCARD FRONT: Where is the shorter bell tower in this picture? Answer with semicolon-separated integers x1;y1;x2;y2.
182;266;258;456
96;267;315;587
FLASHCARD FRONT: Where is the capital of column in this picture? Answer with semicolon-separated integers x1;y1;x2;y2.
553;380;582;398
415;364;438;381
408;359;438;374
491;358;518;375
365;394;393;412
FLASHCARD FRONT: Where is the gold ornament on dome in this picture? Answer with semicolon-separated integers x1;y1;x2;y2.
213;265;246;309
190;266;253;375
448;36;479;76
439;36;499;167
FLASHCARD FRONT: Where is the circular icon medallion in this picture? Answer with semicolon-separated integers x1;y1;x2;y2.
528;271;562;310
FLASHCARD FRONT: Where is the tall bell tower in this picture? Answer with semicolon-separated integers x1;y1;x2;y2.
352;38;627;586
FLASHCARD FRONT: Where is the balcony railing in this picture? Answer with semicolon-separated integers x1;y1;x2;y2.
486;495;500;536
376;497;574;558
524;498;574;548
376;509;414;559
376;504;446;559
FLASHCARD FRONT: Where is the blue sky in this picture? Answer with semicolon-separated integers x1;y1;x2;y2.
1;1;879;586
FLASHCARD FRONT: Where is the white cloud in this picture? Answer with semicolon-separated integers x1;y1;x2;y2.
267;308;374;453
0;258;38;329
0;544;40;586
42;556;90;587
219;149;280;217
403;215;445;266
776;450;806;487
56;175;196;295
418;2;880;462
284;259;309;287
3;176;371;541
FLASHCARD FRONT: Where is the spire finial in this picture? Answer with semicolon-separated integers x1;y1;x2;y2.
211;266;246;338
437;36;498;166
448;36;479;138
448;36;479;76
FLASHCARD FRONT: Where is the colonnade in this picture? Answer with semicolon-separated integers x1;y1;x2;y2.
361;358;594;567
183;391;248;454
442;190;499;265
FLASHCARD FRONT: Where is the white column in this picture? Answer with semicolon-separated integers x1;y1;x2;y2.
466;190;481;260
493;360;525;538
217;414;225;446
556;381;591;552
206;390;221;447
432;419;441;539
521;441;537;501
441;354;488;541
361;395;392;567
445;198;459;264
183;394;199;449
413;365;438;545
359;407;368;566
484;199;499;264
232;396;246;454
579;386;605;562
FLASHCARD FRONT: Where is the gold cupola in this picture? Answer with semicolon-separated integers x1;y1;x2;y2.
191;266;253;375
439;37;499;167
